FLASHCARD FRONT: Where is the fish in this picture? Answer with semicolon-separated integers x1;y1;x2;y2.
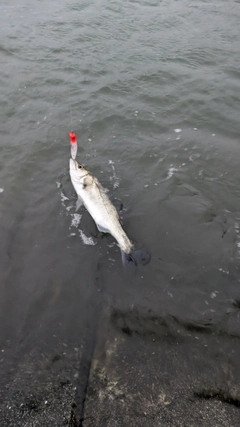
69;158;151;271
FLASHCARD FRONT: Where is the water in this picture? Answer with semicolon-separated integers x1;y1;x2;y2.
1;0;240;421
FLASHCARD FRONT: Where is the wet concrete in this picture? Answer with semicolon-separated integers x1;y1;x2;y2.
82;307;240;427
2;300;240;426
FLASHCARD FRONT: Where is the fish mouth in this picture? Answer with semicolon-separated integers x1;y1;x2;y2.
69;158;78;170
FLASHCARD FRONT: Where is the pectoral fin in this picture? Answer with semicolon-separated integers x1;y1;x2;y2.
96;223;109;233
76;196;83;211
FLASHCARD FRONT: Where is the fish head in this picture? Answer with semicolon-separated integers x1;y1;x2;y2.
69;158;89;184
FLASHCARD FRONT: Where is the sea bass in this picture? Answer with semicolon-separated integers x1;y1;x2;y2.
69;158;150;270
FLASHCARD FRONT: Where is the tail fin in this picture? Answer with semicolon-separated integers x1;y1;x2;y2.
121;248;151;272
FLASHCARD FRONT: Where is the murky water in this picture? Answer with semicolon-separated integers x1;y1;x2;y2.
0;0;240;421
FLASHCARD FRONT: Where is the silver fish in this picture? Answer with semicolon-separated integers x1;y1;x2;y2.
69;158;150;270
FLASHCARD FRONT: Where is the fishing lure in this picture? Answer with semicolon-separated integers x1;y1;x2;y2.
69;131;77;159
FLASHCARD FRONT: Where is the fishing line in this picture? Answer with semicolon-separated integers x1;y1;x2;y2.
70;97;73;132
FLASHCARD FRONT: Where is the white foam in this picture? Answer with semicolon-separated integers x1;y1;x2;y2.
174;128;182;133
0;188;4;193
234;223;240;257
60;191;69;202
107;243;115;248
189;153;201;162
70;213;82;228
56;181;61;188
219;268;229;274
79;230;96;245
166;167;179;180
109;160;119;189
210;291;218;299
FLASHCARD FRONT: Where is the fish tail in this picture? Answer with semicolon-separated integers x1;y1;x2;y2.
121;248;151;272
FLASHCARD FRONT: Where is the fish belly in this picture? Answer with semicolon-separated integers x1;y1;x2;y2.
81;191;111;233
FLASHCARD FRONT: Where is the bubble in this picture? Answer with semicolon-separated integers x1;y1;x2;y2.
79;230;96;245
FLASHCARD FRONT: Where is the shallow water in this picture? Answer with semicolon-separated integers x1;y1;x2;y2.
0;0;240;417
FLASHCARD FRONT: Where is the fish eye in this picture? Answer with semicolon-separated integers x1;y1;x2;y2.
78;164;82;169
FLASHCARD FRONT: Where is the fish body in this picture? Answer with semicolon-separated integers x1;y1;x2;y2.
69;158;150;269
